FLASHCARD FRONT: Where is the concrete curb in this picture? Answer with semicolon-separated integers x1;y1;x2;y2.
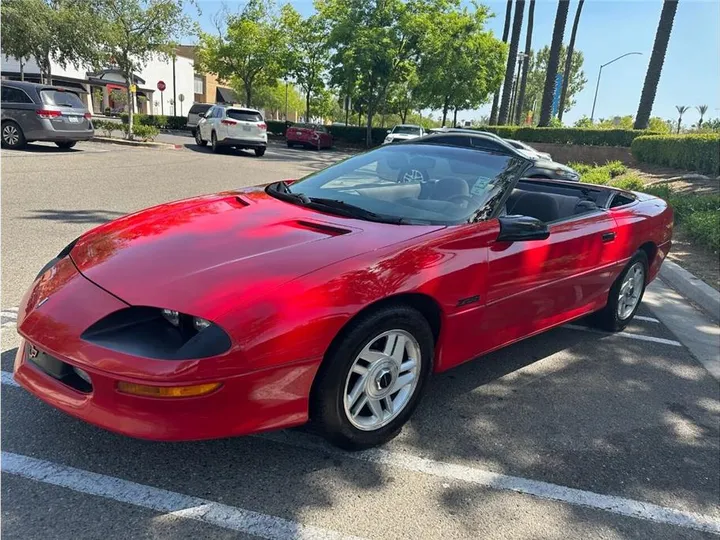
659;259;720;321
91;137;181;149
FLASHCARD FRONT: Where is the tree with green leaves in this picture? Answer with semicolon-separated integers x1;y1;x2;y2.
196;0;285;111
280;6;330;123
634;0;679;129
243;80;304;119
1;0;101;83
538;0;569;126
696;104;708;128
416;3;506;127
321;0;447;146
93;0;193;137
522;44;586;123
675;105;689;133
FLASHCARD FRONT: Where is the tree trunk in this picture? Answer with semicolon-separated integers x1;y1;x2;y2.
366;107;374;148
126;77;134;140
634;0;679;129
490;0;513;125
676;114;682;133
305;90;311;123
20;60;25;81
514;0;535;125
558;0;584;122
498;0;525;125
441;97;449;127
453;107;458;127
245;83;252;109
538;0;570;127
401;107;408;124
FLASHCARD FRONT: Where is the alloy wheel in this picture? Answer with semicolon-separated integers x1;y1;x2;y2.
3;124;19;146
617;262;645;320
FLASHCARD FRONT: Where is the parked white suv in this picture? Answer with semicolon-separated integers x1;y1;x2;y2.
383;124;425;144
195;105;268;157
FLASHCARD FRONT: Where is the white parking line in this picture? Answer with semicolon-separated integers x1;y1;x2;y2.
563;324;682;346
1;451;364;540
634;315;660;323
1;309;18;328
2;372;718;534
261;432;720;535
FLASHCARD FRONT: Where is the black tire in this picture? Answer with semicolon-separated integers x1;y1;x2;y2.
55;141;76;149
286;141;294;148
589;250;648;332
311;305;434;450
211;131;221;153
254;147;266;157
2;121;26;149
195;129;207;147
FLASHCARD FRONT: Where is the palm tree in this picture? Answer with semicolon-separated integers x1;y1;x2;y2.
696;104;708;128
538;0;570;126
498;0;525;125
634;0;680;129
558;0;584;122
676;105;689;133
514;0;535;125
489;0;513;125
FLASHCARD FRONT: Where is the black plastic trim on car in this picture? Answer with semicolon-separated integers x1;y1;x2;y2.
80;306;232;360
26;345;92;393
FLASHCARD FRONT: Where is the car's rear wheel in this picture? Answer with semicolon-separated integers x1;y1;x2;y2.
589;250;648;332
195;129;207;146
55;141;76;149
2;121;26;149
312;305;433;450
254;147;266;157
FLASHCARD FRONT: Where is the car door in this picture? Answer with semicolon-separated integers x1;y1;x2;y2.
477;209;619;355
200;106;214;139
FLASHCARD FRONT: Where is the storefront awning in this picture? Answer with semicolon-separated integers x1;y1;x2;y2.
216;87;237;104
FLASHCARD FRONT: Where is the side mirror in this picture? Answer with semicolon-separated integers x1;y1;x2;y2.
198;112;205;118
387;129;391;134
497;215;549;242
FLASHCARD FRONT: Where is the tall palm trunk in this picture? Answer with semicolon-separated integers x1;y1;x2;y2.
489;0;513;125
514;0;535;125
558;0;584;122
538;0;570;126
498;0;525;125
634;0;679;129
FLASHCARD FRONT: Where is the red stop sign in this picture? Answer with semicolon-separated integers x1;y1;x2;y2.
157;80;166;91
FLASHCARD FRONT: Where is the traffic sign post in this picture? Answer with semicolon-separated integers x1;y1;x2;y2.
157;81;166;116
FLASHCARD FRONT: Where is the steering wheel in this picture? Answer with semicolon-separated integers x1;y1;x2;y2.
397;167;429;184
447;194;475;207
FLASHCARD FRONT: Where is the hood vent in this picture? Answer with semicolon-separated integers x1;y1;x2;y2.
292;220;351;237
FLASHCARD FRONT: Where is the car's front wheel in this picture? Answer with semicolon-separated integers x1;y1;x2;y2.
589;250;648;331
2;121;26;149
55;141;76;149
312;305;433;450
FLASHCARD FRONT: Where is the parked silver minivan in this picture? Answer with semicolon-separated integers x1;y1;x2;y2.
1;80;94;149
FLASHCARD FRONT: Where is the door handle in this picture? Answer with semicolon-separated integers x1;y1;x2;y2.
602;231;616;242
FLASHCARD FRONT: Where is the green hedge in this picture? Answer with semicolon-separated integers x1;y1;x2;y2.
631;134;720;176
475;126;659;147
120;113;187;130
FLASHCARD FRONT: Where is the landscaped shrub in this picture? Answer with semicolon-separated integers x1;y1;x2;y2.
685;211;720;252
478;126;660;147
605;160;628;178
91;120;115;137
267;120;287;135
631;134;720;176
610;174;645;191
131;124;160;141
120;113;185;130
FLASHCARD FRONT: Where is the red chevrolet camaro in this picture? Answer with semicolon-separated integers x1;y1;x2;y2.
14;134;673;449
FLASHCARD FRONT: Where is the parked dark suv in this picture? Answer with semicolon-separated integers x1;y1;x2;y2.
1;81;94;149
187;103;213;136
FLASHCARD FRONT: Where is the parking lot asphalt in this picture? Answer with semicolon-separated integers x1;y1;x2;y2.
1;141;719;540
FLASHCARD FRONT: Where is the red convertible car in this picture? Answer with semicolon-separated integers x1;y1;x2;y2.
13;133;673;449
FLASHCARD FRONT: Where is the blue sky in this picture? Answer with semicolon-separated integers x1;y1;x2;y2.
186;0;720;125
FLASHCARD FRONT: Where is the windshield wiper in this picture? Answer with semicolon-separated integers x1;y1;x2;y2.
266;182;310;204
304;197;407;224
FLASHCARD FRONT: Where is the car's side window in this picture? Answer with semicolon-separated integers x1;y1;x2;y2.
1;86;33;104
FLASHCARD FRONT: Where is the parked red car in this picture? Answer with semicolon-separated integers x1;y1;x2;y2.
286;123;333;150
13;134;672;450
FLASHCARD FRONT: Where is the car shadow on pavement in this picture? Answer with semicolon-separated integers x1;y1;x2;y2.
2;321;718;539
23;209;126;225
5;143;83;153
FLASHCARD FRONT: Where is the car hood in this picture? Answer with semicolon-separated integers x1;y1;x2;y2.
389;133;421;140
69;187;443;318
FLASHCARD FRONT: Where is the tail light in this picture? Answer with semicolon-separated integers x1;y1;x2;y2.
221;119;237;125
84;112;92;120
257;122;267;130
36;110;62;119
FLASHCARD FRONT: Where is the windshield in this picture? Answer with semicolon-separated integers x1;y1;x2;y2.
270;144;530;225
392;126;422;135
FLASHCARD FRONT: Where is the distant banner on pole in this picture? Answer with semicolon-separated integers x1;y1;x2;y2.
551;73;563;118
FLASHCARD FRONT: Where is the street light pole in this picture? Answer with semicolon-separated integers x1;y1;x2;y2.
284;78;288;121
590;51;642;122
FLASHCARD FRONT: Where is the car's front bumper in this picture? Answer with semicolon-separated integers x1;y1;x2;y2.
12;256;317;441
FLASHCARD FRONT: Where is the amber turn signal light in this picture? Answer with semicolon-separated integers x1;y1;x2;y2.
117;381;222;398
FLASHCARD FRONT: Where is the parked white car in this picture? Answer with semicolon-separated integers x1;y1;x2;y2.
383;124;425;144
195;105;268;156
504;138;553;161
